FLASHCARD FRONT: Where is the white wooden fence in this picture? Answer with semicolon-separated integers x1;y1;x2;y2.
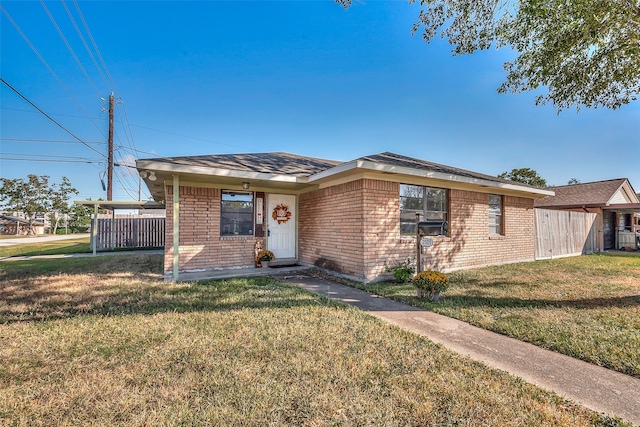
534;208;598;259
91;215;164;250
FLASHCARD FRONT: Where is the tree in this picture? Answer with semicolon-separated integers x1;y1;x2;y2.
498;168;547;187
0;175;78;234
68;202;92;233
567;178;581;185
335;0;640;111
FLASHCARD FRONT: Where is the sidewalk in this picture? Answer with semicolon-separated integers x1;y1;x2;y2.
0;233;90;246
0;249;164;262
282;273;640;426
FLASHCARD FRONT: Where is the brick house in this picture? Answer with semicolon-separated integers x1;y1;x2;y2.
136;152;553;282
534;178;640;251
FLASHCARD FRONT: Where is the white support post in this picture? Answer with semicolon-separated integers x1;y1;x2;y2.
92;203;98;256
173;175;180;281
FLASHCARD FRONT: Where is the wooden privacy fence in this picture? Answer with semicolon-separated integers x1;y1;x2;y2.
91;215;165;250
534;208;598;260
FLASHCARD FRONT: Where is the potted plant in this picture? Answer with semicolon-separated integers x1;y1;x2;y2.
411;270;449;302
384;258;415;283
255;249;275;268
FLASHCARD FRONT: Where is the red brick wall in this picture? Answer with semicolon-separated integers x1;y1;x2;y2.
299;179;536;281
420;191;535;272
298;180;367;278
165;180;536;281
165;185;260;275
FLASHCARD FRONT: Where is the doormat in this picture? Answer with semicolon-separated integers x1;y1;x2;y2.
269;264;300;269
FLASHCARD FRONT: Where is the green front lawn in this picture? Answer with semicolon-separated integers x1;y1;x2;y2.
0;255;627;426
354;253;640;378
0;237;91;258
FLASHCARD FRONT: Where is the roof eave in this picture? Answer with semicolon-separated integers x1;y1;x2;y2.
309;160;555;197
136;159;307;184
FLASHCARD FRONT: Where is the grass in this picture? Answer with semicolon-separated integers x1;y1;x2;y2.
353;253;640;379
0;237;91;258
0;255;630;426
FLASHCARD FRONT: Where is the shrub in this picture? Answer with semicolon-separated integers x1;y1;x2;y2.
256;250;275;262
384;258;415;283
412;270;449;295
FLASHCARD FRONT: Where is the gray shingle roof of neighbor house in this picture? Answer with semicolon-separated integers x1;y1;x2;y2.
534;178;637;208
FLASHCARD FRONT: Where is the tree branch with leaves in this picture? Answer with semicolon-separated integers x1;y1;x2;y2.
336;0;640;111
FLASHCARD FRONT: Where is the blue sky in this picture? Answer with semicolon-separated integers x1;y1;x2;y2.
1;0;639;202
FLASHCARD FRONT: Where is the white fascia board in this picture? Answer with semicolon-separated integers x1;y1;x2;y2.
136;160;304;184
310;160;555;197
307;160;359;182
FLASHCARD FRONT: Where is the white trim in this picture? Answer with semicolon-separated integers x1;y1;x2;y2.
309;160;554;197
138;156;554;199
136;160;303;184
606;180;640;206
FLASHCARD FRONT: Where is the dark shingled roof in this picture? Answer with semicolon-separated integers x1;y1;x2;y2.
140;151;548;193
143;152;342;177
357;152;525;187
534;178;629;208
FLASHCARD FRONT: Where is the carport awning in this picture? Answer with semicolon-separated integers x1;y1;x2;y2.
605;203;640;214
74;200;165;211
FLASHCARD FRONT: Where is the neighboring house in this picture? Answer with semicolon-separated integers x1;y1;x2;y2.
534;178;640;250
137;152;554;282
0;214;45;235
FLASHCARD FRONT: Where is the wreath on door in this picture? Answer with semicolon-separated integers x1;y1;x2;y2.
272;204;292;224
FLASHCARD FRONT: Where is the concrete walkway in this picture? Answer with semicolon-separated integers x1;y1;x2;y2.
281;273;640;426
0;249;164;262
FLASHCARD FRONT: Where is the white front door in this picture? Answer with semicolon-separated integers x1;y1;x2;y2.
267;194;296;259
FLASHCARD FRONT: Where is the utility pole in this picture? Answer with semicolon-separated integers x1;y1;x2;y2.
107;92;114;201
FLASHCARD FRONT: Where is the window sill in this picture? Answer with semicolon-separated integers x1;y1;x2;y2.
220;235;255;240
488;235;506;240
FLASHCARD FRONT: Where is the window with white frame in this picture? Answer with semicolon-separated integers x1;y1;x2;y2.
221;191;254;236
488;194;503;235
400;184;448;235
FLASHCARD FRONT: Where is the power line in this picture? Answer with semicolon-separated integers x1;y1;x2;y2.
72;0;138;156
60;0;111;92
0;77;106;158
1;137;103;145
115;145;158;157
39;0;102;98
0;157;103;164
0;4;106;140
1;106;105;121
3;106;246;151
113;168;139;199
0;152;102;161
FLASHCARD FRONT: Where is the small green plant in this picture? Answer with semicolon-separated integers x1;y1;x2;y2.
384;258;415;283
256;250;275;262
412;270;449;300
